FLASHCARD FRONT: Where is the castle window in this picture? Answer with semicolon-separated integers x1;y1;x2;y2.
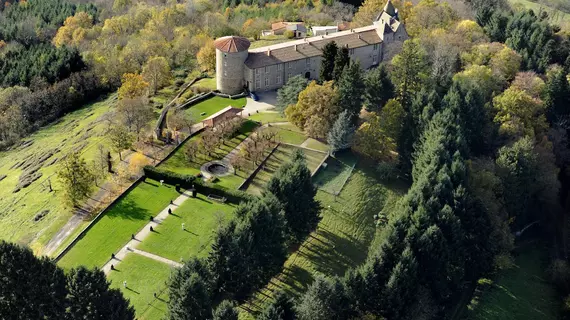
289;62;293;69
265;78;269;86
224;70;227;77
256;68;260;75
277;74;282;84
277;64;282;71
288;72;292;79
306;58;310;67
349;49;355;55
256;79;260;88
265;66;269;74
373;44;378;50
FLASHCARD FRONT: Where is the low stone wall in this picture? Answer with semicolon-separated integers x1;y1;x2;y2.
212;91;248;100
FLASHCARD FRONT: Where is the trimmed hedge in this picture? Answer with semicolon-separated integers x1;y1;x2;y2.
143;166;255;204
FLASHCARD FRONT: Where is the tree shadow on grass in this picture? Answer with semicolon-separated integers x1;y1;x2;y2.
106;197;151;221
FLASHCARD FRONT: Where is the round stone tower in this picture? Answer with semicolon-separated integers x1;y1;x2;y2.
214;36;251;95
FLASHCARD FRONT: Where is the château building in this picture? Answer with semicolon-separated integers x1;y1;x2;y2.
214;0;408;95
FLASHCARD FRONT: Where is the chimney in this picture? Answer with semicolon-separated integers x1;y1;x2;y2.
294;44;297;51
358;34;361;40
321;35;325;39
267;48;271;56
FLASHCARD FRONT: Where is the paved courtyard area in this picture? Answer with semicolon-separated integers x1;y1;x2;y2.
243;91;277;116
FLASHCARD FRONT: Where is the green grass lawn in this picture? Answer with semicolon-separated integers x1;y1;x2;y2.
192;77;217;90
247;112;287;124
108;254;173;320
57;180;181;269
313;152;357;195
158;120;258;190
304;138;329;152
0;94;120;254
263;124;307;145
186;96;247;122
249;35;293;49
240;161;402;317
244;144;327;195
469;245;560;320
137;193;236;261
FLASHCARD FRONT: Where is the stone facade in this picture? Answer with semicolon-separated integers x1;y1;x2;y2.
215;0;407;94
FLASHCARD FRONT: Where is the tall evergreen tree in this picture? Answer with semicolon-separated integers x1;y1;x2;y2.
296;275;352;320
327;110;356;154
333;47;350;82
0;241;67;319
276;75;309;114
266;150;320;242
168;273;212;320
212;300;238;320
545;66;570;122
320;42;338;82
337;61;365;122
391;40;428;111
66;267;135;320
257;291;296;320
364;64;394;112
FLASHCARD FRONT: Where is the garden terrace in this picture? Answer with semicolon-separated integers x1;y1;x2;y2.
184;96;246;122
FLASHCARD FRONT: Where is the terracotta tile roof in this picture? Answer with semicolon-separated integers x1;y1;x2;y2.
271;21;304;32
245;26;381;69
214;36;251;53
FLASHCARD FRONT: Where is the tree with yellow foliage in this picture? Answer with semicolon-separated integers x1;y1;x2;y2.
118;73;149;100
53;12;94;47
128;153;151;177
405;0;457;37
142;56;171;95
352;0;411;28
493;86;547;138
197;40;216;72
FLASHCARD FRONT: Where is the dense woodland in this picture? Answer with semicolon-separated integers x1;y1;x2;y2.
2;0;570;319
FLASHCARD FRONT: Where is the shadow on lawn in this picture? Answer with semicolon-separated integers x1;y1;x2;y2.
106;197;151;221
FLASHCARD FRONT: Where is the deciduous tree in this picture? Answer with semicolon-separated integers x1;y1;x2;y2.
118;73;149;100
58;152;95;207
142;56;172;95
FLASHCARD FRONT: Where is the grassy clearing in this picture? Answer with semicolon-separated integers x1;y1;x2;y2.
304;138;329;152
158;120;258;190
263;124;307;145
57;180;180;269
186;96;247;122
509;0;570;30
244;144;327;195
249;35;293;49
469;245;560;320
247;112;287;124
108;253;173;320
313;152;357;195
137;193;236;261
240;161;403;317
0;94;119;253
192;77;217;90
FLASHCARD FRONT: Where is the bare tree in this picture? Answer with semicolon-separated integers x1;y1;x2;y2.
185;141;200;163
117;97;154;139
168;108;195;133
200;128;222;158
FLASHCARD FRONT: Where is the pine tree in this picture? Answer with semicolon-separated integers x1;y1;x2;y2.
0;241;67;319
212;300;238;320
320;42;338;82
391;40;428;111
258;291;296;320
545;66;570;123
276;75;309;114
168;272;212;320
66;267;135;320
337;61;365;122
327;110;356;154
266;152;320;242
333;47;349;82
296;275;351;320
364;64;394;112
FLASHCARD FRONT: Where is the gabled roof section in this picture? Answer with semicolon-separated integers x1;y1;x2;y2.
214;36;251;53
383;0;397;16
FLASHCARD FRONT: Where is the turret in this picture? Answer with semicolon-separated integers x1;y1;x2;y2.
214;36;251;95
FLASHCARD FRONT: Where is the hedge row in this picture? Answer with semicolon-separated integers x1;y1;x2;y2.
143;165;255;204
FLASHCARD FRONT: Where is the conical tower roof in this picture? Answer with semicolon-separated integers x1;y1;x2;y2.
383;0;397;16
214;36;251;53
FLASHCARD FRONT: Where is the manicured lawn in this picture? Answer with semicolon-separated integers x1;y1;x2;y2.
470;245;560;320
108;254;173;320
263;124;307;145
137;193;236;261
240;161;402;317
248;112;287;124
158;120;258;190
57;180;181;269
186;96;247;122
313;152;357;195
304;138;329;152
244;144;327;195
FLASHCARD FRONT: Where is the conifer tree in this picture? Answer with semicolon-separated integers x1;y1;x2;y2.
545;66;570;122
212;300;238;320
364;64;394;112
266;151;320;242
296;275;351;320
320;42;338;82
257;291;296;320
333;47;349;82
276;75;309;114
327;110;356;154
337;61;365;122
168;272;212;320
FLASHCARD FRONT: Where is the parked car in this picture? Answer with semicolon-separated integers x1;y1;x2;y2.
250;91;259;101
